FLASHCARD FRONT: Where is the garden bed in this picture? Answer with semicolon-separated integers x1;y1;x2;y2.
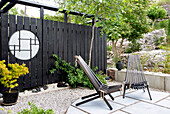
108;68;170;91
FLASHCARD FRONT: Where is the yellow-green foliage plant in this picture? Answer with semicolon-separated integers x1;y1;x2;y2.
0;60;29;93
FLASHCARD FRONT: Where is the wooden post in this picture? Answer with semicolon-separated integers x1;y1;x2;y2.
64;12;67;23
40;7;44;19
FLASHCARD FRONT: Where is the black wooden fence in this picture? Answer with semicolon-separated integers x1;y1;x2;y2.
0;14;107;90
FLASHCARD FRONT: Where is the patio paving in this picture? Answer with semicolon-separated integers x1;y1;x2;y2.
66;90;170;114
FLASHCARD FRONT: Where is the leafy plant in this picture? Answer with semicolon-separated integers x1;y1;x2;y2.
0;60;29;93
154;36;165;46
125;41;142;53
140;53;150;69
107;45;112;51
50;54;106;89
147;4;167;29
161;52;170;74
17;102;54;114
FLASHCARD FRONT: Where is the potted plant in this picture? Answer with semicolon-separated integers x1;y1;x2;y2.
0;60;29;106
113;53;124;71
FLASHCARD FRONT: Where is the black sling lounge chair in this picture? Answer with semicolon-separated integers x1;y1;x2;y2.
75;55;122;110
123;55;152;100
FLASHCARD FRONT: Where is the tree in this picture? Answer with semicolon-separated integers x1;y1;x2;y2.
58;0;123;66
101;0;150;59
58;0;150;65
147;5;167;29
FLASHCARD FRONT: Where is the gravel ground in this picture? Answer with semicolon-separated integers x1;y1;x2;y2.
0;81;168;114
0;81;120;114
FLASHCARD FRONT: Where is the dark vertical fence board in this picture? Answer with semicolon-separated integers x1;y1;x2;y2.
17;16;24;90
101;30;104;72
72;24;77;62
68;23;72;64
76;25;80;57
0;14;107;90
104;33;107;73
0;14;8;92
37;19;43;86
48;20;53;84
99;33;102;71
9;15;17;64
42;20;48;85
58;22;63;59
63;23;67;61
53;21;58;82
94;27;98;68
23;16;31;89
97;28;101;71
80;25;84;58
84;26;88;62
30;18;37;88
0;14;8;63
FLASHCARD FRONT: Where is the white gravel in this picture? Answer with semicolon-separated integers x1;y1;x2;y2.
0;81;121;114
1;81;166;114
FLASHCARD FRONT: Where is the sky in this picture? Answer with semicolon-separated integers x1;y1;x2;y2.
12;0;59;17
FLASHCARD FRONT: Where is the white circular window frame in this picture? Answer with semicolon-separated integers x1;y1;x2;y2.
8;30;40;60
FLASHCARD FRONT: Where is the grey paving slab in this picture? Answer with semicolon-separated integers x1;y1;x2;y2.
105;90;135;100
122;102;170;114
67;106;88;114
126;89;170;103
156;97;170;108
111;110;128;114
72;98;125;114
167;97;170;100
0;110;7;114
113;96;139;106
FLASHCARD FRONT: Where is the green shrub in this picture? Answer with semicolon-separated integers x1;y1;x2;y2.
125;47;132;53
18;102;54;114
168;19;170;35
107;45;112;51
160;20;168;28
125;41;141;53
154;36;165;46
50;54;106;89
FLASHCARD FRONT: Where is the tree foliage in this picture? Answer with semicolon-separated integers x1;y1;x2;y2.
100;0;150;58
147;4;167;29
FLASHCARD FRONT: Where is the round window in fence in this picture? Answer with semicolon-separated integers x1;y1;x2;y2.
8;30;39;60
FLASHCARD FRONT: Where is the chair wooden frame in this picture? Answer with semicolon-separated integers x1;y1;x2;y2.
123;55;152;100
75;55;122;110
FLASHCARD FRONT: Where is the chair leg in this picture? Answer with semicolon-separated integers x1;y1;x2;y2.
108;93;114;100
123;84;126;99
81;93;98;99
146;85;152;100
103;97;113;110
76;96;100;106
143;87;145;93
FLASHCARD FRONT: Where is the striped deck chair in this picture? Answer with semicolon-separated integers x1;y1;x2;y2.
75;55;122;110
123;54;152;100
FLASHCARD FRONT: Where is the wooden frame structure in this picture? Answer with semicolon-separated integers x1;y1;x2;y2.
75;55;122;110
122;55;152;100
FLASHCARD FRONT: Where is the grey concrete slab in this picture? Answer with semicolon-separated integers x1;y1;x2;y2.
156;97;170;108
111;110;128;114
67;106;88;114
122;102;170;114
113;96;139;106
72;98;125;114
105;90;136;100
126;89;170;103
